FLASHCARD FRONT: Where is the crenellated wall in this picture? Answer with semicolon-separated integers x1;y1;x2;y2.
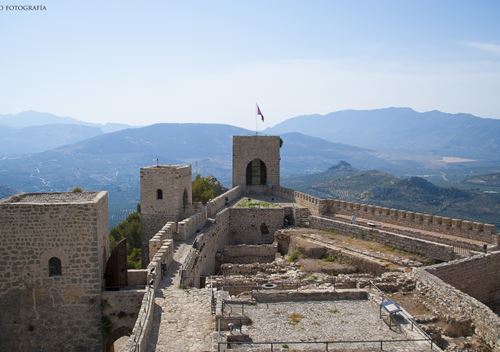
273;185;327;216
274;185;497;244
125;237;174;352
175;208;208;241
326;199;497;244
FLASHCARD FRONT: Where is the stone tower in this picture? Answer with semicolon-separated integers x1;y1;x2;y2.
232;135;281;192
0;192;109;352
140;164;192;265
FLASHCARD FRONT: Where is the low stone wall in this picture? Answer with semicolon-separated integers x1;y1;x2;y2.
252;289;368;303
309;216;455;262
289;236;389;275
325;199;497;244
425;252;500;310
128;269;148;286
223;243;278;264
125;236;174;352
412;268;500;350
206;186;241;218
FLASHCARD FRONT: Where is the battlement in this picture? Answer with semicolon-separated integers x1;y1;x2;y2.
140;164;191;175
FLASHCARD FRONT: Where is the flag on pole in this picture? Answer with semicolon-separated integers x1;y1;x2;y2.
256;104;264;122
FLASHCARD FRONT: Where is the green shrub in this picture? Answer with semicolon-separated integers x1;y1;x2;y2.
288;249;301;262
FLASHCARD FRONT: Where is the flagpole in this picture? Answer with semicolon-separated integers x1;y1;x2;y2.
255;111;258;135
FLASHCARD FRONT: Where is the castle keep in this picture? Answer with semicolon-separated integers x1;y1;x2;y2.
1;135;499;352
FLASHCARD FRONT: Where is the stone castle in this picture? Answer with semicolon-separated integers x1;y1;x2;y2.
0;135;499;352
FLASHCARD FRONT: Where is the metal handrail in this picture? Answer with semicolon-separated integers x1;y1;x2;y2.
217;338;433;352
368;281;435;349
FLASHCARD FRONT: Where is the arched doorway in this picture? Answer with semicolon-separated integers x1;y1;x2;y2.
105;326;132;352
245;159;267;185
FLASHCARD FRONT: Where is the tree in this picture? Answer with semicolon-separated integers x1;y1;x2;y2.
71;187;83;193
192;175;216;204
109;212;141;269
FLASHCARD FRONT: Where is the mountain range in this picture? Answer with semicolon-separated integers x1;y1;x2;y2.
0;111;133;156
0;122;390;225
267;107;500;161
1;108;499;226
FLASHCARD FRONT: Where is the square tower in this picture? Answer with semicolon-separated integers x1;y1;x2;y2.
0;192;109;352
232;136;281;192
140;164;192;265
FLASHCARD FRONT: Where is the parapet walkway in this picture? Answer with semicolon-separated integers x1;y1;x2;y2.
147;240;214;352
332;213;492;251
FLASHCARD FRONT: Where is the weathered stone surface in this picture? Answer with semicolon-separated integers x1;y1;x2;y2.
0;192;109;352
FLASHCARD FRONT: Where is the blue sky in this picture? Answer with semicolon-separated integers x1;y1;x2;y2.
1;0;500;129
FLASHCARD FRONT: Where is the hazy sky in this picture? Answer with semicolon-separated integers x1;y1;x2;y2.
1;0;500;129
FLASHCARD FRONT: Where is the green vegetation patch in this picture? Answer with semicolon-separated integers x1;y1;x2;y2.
236;198;280;208
109;211;142;269
288;249;301;262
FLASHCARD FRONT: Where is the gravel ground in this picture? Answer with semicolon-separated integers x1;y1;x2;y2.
224;300;433;351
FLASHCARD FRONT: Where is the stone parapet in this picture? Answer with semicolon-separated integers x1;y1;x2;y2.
324;199;497;244
206;186;241;218
412;267;500;350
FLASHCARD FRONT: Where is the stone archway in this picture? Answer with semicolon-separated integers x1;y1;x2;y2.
245;159;267;186
105;326;132;352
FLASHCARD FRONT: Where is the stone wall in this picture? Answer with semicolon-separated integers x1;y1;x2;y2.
222;243;278;264
252;289;368;303
325;199;497;244
102;289;145;350
127;269;148;287
181;208;231;286
232;136;281;191
412;268;500;350
309;216;456;261
0;192;109;352
206;186;241;218
425;252;500;310
228;207;285;245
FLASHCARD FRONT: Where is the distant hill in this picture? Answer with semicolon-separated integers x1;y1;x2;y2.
0;110;133;132
0;110;86;127
0;123;393;225
283;161;500;226
0;111;135;156
267;107;500;161
464;173;500;187
0;124;103;156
